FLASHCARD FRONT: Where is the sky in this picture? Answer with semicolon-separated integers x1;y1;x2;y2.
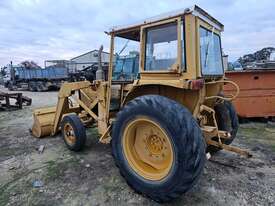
0;0;275;66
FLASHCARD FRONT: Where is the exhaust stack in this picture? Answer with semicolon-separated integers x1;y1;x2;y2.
96;45;104;80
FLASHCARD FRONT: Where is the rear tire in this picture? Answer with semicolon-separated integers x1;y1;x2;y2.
207;101;239;154
112;95;206;203
29;82;37;92
61;114;86;151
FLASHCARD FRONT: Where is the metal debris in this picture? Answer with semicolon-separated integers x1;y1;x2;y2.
206;152;211;160
0;92;32;111
8;166;15;170
33;180;44;188
37;145;45;154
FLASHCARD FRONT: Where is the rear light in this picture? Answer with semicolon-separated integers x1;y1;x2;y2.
189;79;204;90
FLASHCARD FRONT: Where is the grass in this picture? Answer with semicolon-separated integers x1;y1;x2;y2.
0;157;78;206
0;167;39;206
45;157;78;181
45;160;64;180
238;123;275;151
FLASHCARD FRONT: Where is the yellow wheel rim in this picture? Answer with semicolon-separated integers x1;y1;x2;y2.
64;123;76;146
122;117;174;181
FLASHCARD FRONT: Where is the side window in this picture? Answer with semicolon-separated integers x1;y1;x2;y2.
145;23;178;71
200;27;223;75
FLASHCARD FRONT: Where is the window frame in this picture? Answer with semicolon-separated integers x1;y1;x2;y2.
198;24;224;77
140;17;186;73
181;20;187;72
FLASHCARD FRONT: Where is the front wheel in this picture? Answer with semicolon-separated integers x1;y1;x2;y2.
112;95;206;203
61;114;86;151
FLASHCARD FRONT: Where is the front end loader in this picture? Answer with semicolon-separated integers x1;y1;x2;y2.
31;5;251;203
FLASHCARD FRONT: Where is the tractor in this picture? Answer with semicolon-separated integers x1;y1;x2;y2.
31;5;251;203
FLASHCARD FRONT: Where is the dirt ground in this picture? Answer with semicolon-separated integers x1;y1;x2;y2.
0;86;274;206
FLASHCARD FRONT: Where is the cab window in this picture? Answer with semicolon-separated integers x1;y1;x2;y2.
112;37;139;81
145;23;178;71
200;27;223;76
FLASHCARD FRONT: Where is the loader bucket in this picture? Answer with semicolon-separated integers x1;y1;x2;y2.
32;106;56;138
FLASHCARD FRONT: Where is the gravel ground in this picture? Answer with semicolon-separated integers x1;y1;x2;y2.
0;87;274;206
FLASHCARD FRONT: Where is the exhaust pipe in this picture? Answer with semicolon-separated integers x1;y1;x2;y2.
96;45;104;80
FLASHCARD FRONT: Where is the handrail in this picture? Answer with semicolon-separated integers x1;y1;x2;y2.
205;80;240;101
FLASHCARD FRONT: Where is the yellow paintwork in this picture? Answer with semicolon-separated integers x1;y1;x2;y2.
32;106;56;138
122;117;174;180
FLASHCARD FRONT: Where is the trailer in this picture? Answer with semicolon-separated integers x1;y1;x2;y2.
224;68;275;118
0;92;32;110
5;66;69;92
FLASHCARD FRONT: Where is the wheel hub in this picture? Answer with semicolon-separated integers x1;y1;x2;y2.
146;134;164;155
64;123;76;145
122;117;174;181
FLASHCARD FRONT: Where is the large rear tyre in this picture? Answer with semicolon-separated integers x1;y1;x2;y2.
112;95;206;203
61;114;86;151
207;101;239;154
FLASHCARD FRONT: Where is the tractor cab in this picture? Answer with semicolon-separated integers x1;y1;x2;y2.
109;5;224;85
108;5;226;116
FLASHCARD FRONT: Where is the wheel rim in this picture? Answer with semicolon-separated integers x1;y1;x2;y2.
64;123;76;146
122;117;174;181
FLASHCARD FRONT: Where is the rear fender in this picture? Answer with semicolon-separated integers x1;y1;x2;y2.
123;84;200;114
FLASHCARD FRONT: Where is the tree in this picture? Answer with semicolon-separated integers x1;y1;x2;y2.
238;47;275;67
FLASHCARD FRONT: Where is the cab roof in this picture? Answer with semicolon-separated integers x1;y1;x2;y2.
108;5;224;41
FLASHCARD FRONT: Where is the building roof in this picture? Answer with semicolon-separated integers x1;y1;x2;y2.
71;49;110;61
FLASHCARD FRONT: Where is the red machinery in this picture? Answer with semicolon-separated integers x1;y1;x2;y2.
224;69;275;118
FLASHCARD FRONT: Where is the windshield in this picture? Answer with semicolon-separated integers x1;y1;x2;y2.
112;37;139;81
200;26;223;76
113;55;139;80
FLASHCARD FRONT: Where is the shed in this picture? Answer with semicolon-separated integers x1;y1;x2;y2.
71;50;110;71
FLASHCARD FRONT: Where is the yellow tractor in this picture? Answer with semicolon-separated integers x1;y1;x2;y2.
32;5;251;202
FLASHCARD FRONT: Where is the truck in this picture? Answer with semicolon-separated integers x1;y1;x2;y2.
4;63;69;92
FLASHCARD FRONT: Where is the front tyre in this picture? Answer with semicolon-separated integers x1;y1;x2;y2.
112;95;206;203
61;114;86;151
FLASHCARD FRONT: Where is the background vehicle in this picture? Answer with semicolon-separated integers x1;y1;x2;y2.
4;64;68;91
31;5;251;203
3;61;109;91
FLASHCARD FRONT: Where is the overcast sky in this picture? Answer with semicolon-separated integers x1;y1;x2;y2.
0;0;274;66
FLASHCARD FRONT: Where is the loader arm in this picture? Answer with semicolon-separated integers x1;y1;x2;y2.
32;81;98;138
51;81;92;136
